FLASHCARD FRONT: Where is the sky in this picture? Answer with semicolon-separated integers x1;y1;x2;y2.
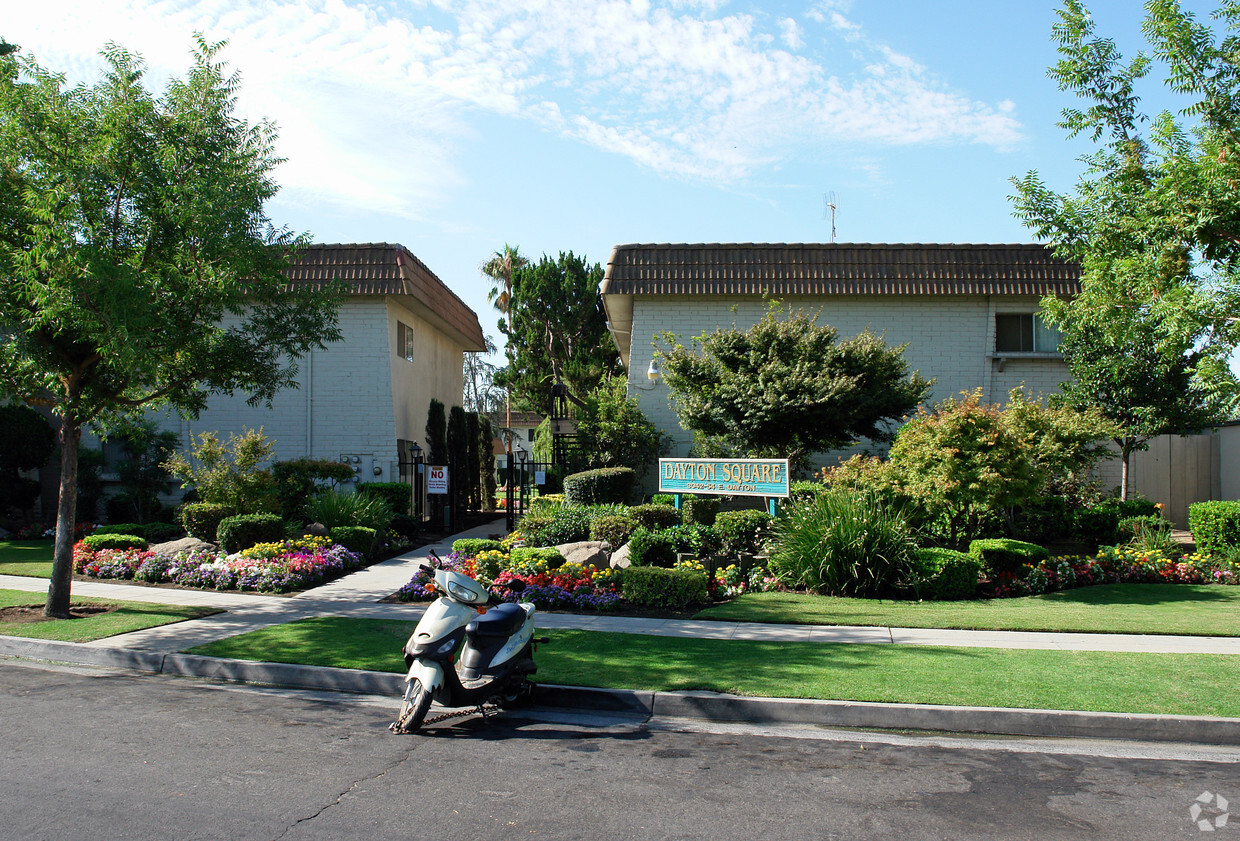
5;0;1223;363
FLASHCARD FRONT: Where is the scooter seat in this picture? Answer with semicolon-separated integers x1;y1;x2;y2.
467;602;525;637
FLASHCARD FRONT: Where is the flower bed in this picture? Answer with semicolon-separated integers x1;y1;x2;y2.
72;536;364;594
980;547;1240;599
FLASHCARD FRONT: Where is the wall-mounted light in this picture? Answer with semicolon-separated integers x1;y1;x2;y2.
647;358;660;381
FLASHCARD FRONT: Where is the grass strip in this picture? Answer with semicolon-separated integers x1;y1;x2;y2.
0;540;54;578
694;584;1240;637
0;588;218;642
187;617;1240;718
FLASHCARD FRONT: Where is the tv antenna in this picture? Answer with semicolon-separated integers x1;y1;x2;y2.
823;192;838;243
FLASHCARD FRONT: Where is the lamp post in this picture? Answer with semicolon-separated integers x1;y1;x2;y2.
517;445;528;518
500;427;517;533
410;441;423;522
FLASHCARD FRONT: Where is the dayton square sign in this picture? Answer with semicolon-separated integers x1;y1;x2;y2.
658;458;790;499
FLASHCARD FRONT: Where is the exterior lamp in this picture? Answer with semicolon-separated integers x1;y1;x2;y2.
647;358;660;381
410;441;422;461
517;446;528;464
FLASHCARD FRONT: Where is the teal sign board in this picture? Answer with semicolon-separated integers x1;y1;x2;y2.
658;458;790;498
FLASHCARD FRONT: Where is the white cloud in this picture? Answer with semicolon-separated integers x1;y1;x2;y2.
5;0;1024;212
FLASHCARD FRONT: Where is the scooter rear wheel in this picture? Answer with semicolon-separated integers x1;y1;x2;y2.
395;679;433;733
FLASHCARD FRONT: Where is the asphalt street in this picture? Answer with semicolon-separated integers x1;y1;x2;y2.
3;659;1237;841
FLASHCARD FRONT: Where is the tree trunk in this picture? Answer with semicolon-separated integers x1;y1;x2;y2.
1120;447;1131;502
44;411;80;619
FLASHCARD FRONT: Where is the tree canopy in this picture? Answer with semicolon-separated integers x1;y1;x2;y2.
1010;0;1240;496
0;39;342;616
657;308;931;474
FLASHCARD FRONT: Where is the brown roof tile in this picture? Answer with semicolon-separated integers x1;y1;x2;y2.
283;243;485;350
601;243;1080;296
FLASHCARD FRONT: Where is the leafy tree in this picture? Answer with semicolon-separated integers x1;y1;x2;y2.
0;40;342;617
1010;0;1240;498
465;410;481;511
497;251;621;411
477;413;497;511
0;403;55;515
164;428;278;514
480;245;528;434
447;405;469;521
462;335;504;413
658;308;931;474
570;375;666;477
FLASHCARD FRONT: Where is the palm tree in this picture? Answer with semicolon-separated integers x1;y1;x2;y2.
480;244;528;522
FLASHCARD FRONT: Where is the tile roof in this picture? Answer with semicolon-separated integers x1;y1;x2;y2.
283;243;485;350
601;243;1080;297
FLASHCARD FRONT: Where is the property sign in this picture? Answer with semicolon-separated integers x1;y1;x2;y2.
658;458;790;498
427;465;448;495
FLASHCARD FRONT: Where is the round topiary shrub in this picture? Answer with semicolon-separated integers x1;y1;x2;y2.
81;533;148;552
329;525;377;558
589;512;639;548
563;467;636;505
630;503;680;531
180;502;234;542
627;527;678;567
714;509;774;556
216;513;286;554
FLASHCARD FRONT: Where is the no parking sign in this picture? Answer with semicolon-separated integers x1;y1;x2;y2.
427;465;448;495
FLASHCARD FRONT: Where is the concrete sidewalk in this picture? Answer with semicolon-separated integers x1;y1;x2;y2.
4;517;1240;744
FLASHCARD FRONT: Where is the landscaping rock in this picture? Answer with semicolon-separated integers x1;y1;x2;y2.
304;522;329;537
610;542;631;569
556;540;610;569
150;536;216;556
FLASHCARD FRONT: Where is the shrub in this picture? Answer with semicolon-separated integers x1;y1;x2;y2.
81;533;147;551
1189;501;1240;556
165;428;279;514
217;513;286;554
621;566;709;608
909;548;982;600
668;523;722;558
627;527;677;567
515;514;554;546
1072;506;1121;545
527;494;566;516
1011;495;1071;544
356;482;413;517
93;523;145;537
714;510;774;556
143;522;183;544
390;514;420;541
589;512;639;548
788;481;828;505
563;467;636;505
767;489;915;597
681;495;720;526
630;503;680;531
179;502;234;542
651;493;675;506
272;458;355;521
329;526;377;557
969;538;1049;578
453;538;505;557
538;505;596;545
305;489;393;531
1095;497;1160;519
508;547;566;574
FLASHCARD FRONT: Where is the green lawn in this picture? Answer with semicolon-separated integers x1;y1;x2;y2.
0;588;218;642
188;616;1240;718
0;540;54;578
693;584;1240;636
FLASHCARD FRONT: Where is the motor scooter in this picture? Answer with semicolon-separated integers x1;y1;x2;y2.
391;551;544;734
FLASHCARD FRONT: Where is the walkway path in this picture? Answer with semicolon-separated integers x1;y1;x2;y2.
3;516;1239;656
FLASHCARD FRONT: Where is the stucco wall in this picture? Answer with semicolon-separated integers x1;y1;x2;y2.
387;296;468;453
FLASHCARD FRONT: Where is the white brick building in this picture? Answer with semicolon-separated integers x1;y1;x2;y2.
600;242;1093;473
158;243;486;484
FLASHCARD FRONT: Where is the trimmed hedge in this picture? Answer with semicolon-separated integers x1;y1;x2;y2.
681;495;720;526
329;526;377;558
81;533;147;551
93;523;145;537
1189;500;1240;555
453;538;505;557
630;503;680;531
1071;506;1120;545
144;522;183;544
589;513;639;548
627;527;677;567
563;467;635;505
715;510;774;556
621;566;709;609
968;538;1049;578
357;482;413;516
911;548;982;600
217;513;286;554
180;502;234;542
509;546;566;571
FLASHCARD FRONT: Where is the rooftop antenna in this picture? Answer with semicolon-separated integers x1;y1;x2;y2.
823;192;838;243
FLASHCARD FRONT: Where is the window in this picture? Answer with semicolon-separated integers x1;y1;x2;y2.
995;314;1061;353
396;321;415;362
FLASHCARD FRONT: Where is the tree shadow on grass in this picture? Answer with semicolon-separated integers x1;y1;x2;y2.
1038;583;1240;606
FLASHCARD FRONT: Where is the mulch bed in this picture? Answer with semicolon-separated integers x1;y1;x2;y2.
0;604;117;623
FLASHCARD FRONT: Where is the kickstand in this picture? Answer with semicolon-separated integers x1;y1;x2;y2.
477;704;493;721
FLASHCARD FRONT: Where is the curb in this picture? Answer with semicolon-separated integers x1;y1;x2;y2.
5;634;1240;746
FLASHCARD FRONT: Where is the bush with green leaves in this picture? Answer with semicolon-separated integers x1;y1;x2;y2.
357;482;413;517
1188;501;1240;556
968;538;1049;578
627;527;678;567
515;513;554;545
271;458;354;522
216;513;285;554
1071;506;1121;545
1095;497;1160;519
164;428;279;514
668;523;722;558
562;467;636;505
508;547;566;574
305;489;393;531
767;488;915;597
81;533;147;551
453;538;505;557
909;548;982;600
651;494;675;506
621;566;708;608
179;502;234;542
143;522;183;544
788;481;828;505
681;495;720;526
93;523;145;537
589;512;639;548
329;526;377;558
390;514;420;541
630;503;680;531
714;510;774;556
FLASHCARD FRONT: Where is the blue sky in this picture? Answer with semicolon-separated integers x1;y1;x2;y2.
6;0;1220;360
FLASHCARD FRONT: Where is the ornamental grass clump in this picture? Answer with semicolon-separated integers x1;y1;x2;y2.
767;488;915;597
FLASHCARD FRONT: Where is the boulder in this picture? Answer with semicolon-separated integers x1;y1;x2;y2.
610;542;631;569
150;536;217;556
304;522;330;537
556;540;610;570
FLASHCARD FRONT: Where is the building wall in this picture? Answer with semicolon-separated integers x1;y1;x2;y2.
627;294;1073;458
387;296;469;456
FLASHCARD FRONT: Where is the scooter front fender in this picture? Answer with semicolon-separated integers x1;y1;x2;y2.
406;659;445;698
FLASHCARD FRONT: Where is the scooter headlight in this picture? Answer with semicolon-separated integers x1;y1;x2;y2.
435;638;457;656
447;581;481;602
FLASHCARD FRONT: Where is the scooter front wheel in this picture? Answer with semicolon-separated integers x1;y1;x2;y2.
394;679;433;734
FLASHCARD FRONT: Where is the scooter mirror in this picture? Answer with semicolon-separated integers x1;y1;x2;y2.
505;579;527;594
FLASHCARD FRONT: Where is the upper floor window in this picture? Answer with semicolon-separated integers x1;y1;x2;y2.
995;313;1061;354
396;321;415;362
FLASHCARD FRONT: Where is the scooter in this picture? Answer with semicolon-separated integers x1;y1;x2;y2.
391;551;544;734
